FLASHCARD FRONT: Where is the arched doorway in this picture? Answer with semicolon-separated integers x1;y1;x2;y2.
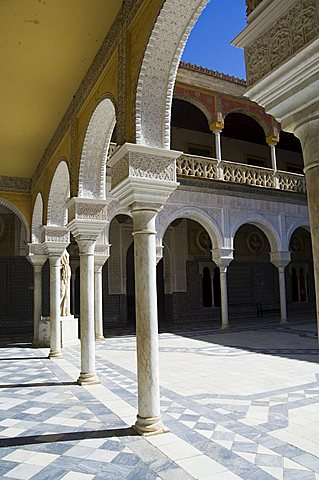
229;224;279;319
0;203;32;330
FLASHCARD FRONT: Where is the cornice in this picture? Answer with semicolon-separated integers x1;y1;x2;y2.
0;175;31;193
179;61;247;86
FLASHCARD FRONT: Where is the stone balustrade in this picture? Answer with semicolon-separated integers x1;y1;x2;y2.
108;147;306;194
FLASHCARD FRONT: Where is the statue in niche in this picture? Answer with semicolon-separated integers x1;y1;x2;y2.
60;250;71;316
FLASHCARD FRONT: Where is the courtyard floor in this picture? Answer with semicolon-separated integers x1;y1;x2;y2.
0;316;319;479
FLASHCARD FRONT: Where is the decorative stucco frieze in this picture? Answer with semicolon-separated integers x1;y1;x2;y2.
67;198;108;223
0;175;31;193
112;156;130;189
43;226;70;245
246;0;319;85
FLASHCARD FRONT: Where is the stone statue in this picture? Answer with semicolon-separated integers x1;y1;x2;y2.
60;250;71;316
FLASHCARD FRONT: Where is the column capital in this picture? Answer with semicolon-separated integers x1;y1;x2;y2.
27;243;47;267
94;243;110;268
266;134;279;146
42;226;70;256
270;251;291;269
109;143;180;208
156;245;164;264
212;248;234;269
210;120;224;133
67;198;109;249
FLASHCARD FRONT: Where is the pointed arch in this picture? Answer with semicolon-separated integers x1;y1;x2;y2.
231;214;282;252
135;0;209;149
31;193;43;243
78;98;116;199
47;160;70;227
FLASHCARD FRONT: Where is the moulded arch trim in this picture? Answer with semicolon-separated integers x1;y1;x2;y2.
223;109;270;138
157;206;223;250
47;160;70;227
31;192;44;243
231;214;282;252
135;0;209;149
287;220;311;248
173;93;214;127
78;96;116;199
0;197;30;243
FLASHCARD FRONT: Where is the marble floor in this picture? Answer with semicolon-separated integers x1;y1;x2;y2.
0;316;319;479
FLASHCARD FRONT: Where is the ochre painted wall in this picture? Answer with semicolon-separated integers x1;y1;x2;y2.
0;192;32;231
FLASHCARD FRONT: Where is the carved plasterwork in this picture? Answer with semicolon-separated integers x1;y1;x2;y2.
31;193;43;243
0;176;31;193
245;0;263;17
78;98;116;199
135;0;209;149
246;0;319;85
67;198;108;224
111;150;177;189
43;227;70;245
47;161;70;227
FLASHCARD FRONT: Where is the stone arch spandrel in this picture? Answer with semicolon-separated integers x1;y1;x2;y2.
78;98;116;199
156;206;223;250
135;0;209;149
47;160;70;227
0;197;30;244
31;193;43;243
230;213;282;252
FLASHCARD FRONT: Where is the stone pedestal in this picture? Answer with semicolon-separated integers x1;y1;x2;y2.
212;248;234;330
67;198;108;385
109;142;180;435
43;226;70;359
38;315;79;348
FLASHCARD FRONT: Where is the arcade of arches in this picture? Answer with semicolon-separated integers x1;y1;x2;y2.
2;0;319;435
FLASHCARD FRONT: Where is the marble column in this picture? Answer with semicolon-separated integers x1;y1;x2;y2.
67;198;108;385
108;142;180;434
210;121;224;180
94;250;109;341
294;118;319;336
213;249;233;331
270;251;291;324
266;135;280;188
43;226;70;359
131;205;164;435
27;251;47;347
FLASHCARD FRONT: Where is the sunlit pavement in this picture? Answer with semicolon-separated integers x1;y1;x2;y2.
0;315;319;479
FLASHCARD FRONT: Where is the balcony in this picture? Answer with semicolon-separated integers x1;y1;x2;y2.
176;154;306;194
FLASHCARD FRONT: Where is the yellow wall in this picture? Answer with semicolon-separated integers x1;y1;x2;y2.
0;192;32;231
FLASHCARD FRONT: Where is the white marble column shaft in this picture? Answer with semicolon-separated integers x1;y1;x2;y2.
295;118;319;340
219;267;229;330
94;264;104;340
213;130;223;180
131;207;164;435
269;143;279;188
78;240;99;385
48;255;63;358
278;266;287;323
32;265;43;346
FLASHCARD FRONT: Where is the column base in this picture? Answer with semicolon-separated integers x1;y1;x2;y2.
95;335;105;341
48;350;63;359
77;373;100;386
279;319;288;324
220;324;229;331
133;415;168;436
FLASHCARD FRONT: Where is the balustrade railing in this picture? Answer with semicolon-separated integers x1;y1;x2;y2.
108;149;306;194
176;154;218;180
176;154;306;194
